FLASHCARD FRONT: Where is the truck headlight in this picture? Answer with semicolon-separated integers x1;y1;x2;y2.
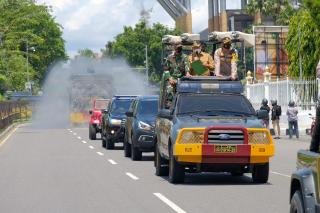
138;121;151;131
179;130;204;144
110;119;121;126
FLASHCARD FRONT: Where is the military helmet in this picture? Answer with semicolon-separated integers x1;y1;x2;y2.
288;100;295;107
261;98;268;106
271;99;277;106
192;41;201;49
222;36;232;44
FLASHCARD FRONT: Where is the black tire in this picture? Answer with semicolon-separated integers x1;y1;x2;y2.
124;133;131;157
155;143;169;176
168;145;184;183
290;190;304;213
89;124;96;140
252;163;269;183
231;171;244;177
102;136;106;148
106;137;114;150
130;137;141;161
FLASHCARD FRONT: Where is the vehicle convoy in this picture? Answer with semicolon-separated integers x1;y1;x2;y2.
154;76;275;183
89;99;110;140
101;95;136;149
69;73;114;126
290;151;320;213
124;95;159;160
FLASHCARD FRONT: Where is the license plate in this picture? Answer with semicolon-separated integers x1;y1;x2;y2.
215;145;237;153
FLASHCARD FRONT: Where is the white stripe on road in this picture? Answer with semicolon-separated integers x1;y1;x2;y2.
126;172;139;180
153;193;186;213
77;136;82;140
97;152;104;156
82;140;87;144
0;125;19;148
73;133;77;136
271;171;290;178
108;159;117;165
89;145;95;149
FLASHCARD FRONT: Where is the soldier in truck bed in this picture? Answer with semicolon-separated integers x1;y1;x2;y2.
214;37;238;80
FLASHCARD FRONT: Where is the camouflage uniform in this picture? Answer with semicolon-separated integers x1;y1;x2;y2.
163;52;189;108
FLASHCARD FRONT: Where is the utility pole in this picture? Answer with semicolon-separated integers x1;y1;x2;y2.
145;45;149;86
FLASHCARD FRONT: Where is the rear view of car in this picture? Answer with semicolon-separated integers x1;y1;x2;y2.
89;99;110;140
124;96;158;160
101;96;136;149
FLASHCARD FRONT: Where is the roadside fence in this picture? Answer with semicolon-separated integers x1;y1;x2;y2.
0;101;31;131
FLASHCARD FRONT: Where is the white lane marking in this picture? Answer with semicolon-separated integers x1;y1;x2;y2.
126;172;139;180
73;133;77;136
0;125;19;148
108;159;117;165
82;140;87;144
67;129;71;131
97;151;104;156
77;136;82;140
153;193;186;213
89;145;95;149
271;171;290;178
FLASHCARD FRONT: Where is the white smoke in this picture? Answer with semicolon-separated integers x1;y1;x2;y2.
32;57;151;128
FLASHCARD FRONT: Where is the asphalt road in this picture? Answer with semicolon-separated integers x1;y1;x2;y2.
0;124;311;213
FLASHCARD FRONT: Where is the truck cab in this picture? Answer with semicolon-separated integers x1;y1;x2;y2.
89;99;110;140
154;76;275;183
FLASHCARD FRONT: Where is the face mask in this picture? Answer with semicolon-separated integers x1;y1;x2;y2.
223;43;231;49
194;48;201;54
175;47;182;54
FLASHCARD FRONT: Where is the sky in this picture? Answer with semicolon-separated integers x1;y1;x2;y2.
36;0;241;56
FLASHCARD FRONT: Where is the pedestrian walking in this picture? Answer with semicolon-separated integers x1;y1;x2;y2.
310;100;320;152
286;101;299;139
271;99;282;139
260;98;270;129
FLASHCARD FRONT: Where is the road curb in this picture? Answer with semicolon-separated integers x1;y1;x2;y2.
0;122;21;146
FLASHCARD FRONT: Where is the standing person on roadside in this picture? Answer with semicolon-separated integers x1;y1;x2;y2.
287;101;299;139
271;99;282;139
310;100;320;152
260;98;270;129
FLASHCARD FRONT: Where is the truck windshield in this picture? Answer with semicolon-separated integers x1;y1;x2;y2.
110;99;132;115
137;100;158;116
177;94;255;116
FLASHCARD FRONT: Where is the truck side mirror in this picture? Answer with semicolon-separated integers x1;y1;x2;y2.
256;110;268;120
158;109;173;120
89;110;93;115
102;109;108;114
126;111;133;117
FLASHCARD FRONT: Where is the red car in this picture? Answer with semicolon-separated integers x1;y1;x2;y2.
89;99;110;140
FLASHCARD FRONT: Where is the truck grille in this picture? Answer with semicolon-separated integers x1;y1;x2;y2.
207;130;244;144
121;119;126;127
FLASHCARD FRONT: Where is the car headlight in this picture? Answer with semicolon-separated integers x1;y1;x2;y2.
110;119;122;126
138;121;152;131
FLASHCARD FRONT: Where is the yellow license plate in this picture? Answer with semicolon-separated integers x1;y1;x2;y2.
215;145;237;153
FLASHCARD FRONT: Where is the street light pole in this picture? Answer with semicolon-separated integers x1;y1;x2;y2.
298;22;303;80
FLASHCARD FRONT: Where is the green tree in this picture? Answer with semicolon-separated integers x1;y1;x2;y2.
108;21;180;81
0;0;67;93
246;0;294;25
286;1;320;78
77;49;96;58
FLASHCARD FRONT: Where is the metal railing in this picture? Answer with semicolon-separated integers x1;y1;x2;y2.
0;101;31;131
246;78;319;110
